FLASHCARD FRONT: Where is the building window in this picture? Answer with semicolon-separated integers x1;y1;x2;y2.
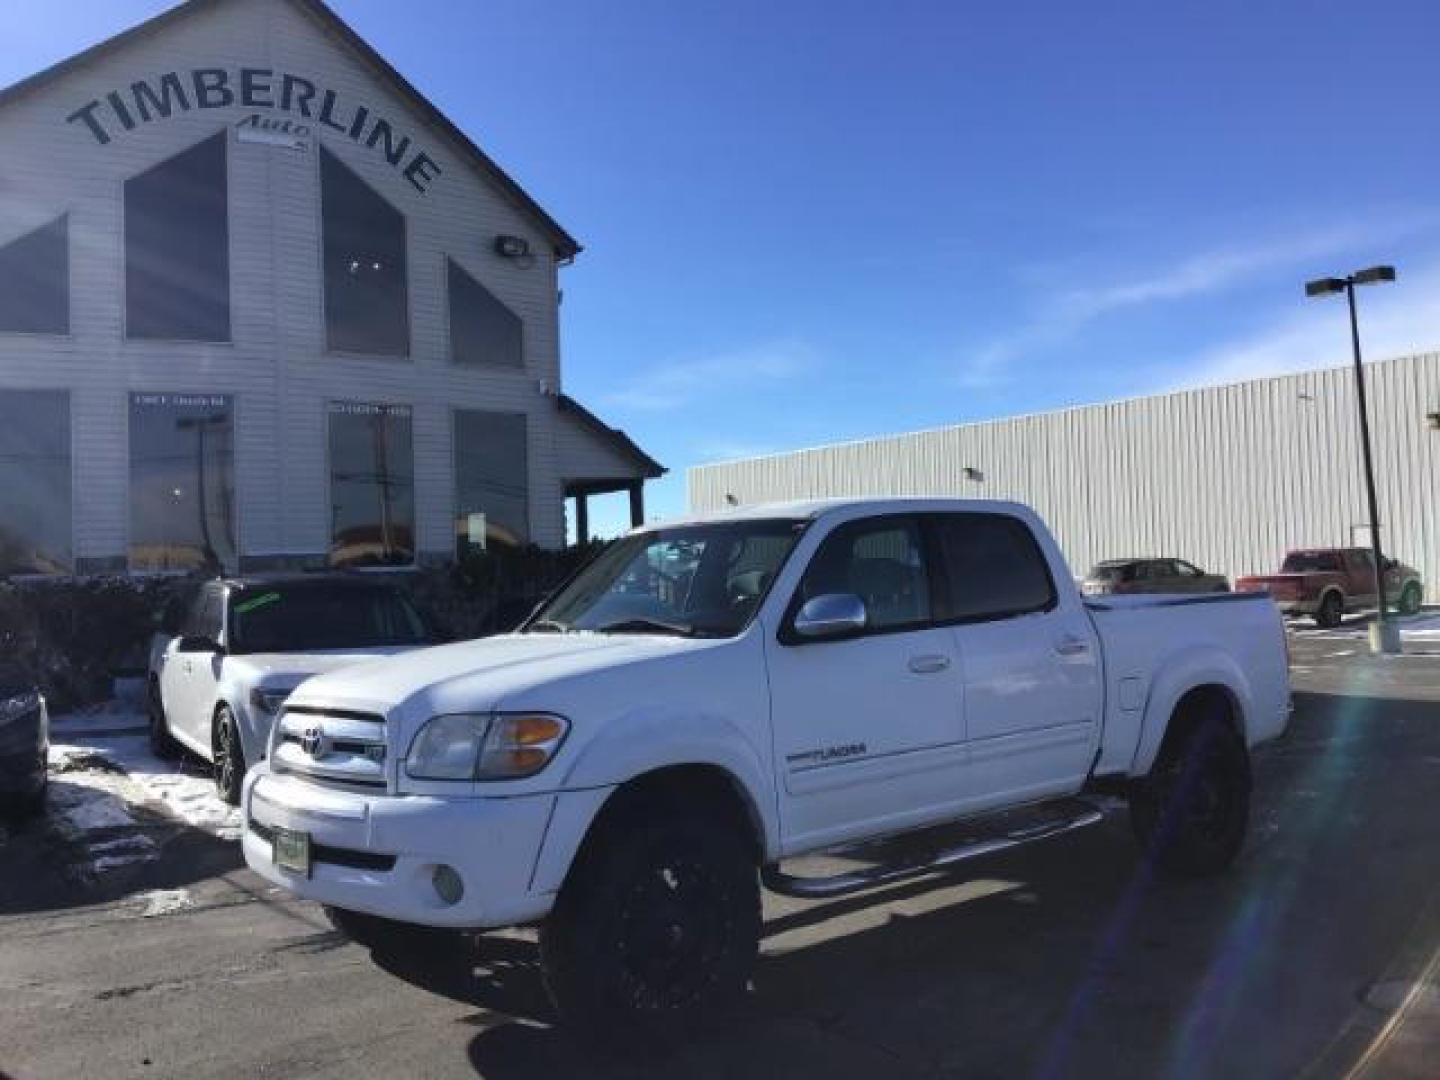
328;402;414;567
454;410;528;556
0;216;68;334
321;147;408;356
125;132;230;341
0;391;70;574
448;258;522;368
128;393;237;573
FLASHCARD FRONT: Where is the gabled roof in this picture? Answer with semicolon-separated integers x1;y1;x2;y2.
558;394;666;479
0;0;580;259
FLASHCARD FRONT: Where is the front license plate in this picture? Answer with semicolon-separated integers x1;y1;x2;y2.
272;827;312;877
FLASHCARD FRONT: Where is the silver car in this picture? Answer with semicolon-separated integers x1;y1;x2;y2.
1082;558;1230;597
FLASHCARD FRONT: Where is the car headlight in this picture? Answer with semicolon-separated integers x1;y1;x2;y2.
249;687;293;715
405;713;569;781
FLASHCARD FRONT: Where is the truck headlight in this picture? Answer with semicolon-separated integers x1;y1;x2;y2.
406;713;568;781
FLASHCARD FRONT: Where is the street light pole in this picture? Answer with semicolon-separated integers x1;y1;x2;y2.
1305;265;1398;654
1343;280;1390;627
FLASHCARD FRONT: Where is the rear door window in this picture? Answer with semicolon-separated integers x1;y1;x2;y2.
931;513;1056;622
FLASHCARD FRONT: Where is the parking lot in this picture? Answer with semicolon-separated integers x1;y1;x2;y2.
2;620;1438;1079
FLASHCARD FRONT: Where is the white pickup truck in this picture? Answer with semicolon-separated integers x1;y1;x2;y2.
242;499;1290;1040
148;574;434;803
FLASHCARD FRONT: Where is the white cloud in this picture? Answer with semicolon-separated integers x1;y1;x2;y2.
1159;260;1440;393
601;338;817;412
967;213;1440;376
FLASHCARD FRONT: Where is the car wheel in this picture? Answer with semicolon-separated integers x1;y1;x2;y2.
1315;591;1343;629
539;799;760;1047
1398;583;1422;616
213;704;245;806
1130;698;1251;878
148;679;181;760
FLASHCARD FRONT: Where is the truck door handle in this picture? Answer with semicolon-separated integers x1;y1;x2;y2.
908;655;951;674
1054;636;1091;657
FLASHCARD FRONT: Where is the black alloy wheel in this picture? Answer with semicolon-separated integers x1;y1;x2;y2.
213;705;245;805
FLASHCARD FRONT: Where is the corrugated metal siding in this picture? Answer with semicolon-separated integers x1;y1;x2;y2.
690;352;1440;603
0;0;627;563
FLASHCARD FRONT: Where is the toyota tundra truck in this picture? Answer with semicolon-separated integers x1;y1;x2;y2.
242;498;1290;1040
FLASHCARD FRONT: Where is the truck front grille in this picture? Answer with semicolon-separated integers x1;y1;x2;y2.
271;705;390;792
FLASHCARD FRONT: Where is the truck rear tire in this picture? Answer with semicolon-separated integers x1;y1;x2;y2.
1315;591;1343;629
1398;583;1421;616
539;802;760;1047
1130;701;1251;878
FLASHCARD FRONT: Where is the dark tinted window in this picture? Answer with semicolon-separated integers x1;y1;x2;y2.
0;390;70;574
181;587;223;640
328;402;414;567
125;132;229;341
0;216;68;333
321;147;408;355
129;393;236;572
448;259;522;368
229;586;428;653
454;410;528;556
1282;552;1341;573
1092;562;1136;582
933;513;1055;621
799;517;931;631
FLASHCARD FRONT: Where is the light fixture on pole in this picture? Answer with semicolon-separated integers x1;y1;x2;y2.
1304;265;1399;654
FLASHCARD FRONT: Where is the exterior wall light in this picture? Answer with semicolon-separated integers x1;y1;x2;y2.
494;234;530;258
963;466;984;482
1427;410;1440;430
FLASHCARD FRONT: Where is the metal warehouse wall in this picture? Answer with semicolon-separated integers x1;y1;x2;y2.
689;352;1440;603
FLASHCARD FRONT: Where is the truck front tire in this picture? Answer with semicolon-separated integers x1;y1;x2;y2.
1130;702;1251;877
1315;591;1343;628
539;801;760;1046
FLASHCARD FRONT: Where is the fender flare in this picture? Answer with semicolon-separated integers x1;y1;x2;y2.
1130;646;1254;776
529;709;779;896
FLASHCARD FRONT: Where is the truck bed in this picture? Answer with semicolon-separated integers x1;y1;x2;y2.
1084;590;1290;777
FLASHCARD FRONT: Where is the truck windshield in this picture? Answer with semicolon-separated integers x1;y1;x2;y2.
527;518;807;638
228;585;430;653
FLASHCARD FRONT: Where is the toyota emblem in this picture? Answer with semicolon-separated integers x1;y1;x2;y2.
300;726;325;757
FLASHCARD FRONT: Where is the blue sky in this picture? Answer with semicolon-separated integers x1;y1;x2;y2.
10;0;1440;535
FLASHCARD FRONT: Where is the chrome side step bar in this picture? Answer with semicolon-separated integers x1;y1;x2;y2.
762;802;1105;900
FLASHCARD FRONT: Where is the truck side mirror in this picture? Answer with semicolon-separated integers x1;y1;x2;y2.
792;593;868;640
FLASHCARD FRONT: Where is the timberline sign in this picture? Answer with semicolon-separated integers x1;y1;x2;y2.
66;67;442;193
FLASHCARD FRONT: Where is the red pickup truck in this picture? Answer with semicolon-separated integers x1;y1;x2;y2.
1236;547;1424;628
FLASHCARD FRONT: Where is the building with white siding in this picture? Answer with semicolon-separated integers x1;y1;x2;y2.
0;0;662;577
690;352;1440;603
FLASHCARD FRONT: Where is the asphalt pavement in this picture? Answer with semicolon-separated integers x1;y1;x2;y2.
1;625;1437;1079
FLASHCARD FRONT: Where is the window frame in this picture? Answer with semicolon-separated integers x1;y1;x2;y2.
317;144;411;360
324;399;417;571
924;511;1059;627
0;387;74;576
779;513;944;645
451;406;532;556
443;255;526;371
125;390;241;576
0;214;72;339
120;129;234;345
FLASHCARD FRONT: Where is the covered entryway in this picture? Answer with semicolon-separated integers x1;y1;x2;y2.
555;394;665;540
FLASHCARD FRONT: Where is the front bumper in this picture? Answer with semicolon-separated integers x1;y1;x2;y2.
242;764;558;928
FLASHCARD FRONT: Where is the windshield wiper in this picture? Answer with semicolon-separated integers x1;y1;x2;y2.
526;619;571;634
594;617;702;638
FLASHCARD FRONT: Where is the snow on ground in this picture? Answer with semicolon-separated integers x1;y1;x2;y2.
47;702;243;879
1290;611;1440;645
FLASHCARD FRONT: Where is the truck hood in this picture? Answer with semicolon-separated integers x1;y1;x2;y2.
283;633;709;716
225;646;420;691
